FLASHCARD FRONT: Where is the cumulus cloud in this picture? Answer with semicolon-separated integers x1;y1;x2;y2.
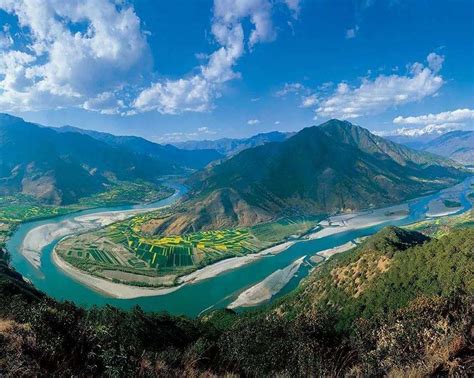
134;0;298;115
393;108;474;126
377;123;463;137
382;108;474;136
247;119;260;125
0;0;150;113
315;53;445;119
301;94;318;108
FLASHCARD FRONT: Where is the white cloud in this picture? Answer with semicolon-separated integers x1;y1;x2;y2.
315;53;444;119
301;94;318;108
274;120;280;125
384;108;474;137
0;0;150;113
276;82;305;97
0;25;13;49
393;108;474;126
134;0;297;115
284;0;301;18
247;119;260;125
345;25;359;39
378;123;463;137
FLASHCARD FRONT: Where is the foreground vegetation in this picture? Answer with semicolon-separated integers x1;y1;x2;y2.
55;215;322;286
1;221;472;375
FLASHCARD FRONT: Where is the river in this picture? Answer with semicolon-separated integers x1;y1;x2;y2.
6;177;473;317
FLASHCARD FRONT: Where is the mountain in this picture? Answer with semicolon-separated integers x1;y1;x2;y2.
0;114;174;204
385;134;433;149
421;130;474;165
57;126;223;170
174;131;294;156
149;120;467;234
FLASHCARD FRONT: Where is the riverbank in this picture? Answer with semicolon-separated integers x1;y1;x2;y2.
306;203;409;240
20;206;171;269
228;256;306;309
52;247;182;298
310;241;356;263
177;240;296;284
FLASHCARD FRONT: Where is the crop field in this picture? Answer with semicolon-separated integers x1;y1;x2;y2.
0;181;172;224
251;215;325;243
107;219;261;270
56;212;266;286
78;181;174;207
0;194;75;223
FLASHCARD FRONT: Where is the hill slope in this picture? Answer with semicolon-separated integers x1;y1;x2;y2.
58;126;223;170
148;120;467;234
0;114;173;204
421;130;474;165
174;131;293;156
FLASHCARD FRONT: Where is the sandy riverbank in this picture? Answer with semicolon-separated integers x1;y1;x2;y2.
310;241;356;263
50;237;296;298
20;207;169;269
228;256;306;309
306;203;409;240
178;240;296;284
52;248;182;299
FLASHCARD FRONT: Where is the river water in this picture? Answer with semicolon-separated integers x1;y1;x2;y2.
6;177;473;317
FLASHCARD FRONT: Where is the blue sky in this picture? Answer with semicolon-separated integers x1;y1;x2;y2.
0;0;472;142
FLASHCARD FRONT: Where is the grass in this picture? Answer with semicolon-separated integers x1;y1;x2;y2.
250;215;325;243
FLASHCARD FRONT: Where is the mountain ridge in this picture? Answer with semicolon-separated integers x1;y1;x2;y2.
147;120;467;234
174;130;294;156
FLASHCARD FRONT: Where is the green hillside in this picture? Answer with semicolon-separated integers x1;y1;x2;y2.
0;114;173;205
148;120;467;234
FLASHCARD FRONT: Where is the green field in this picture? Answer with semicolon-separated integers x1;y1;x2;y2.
0;181;172;224
54;213;326;287
250;215;325;243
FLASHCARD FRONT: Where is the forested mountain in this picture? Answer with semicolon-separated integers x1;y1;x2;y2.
174;131;293;156
0;114;173;204
148;120;467;234
58;126;223;170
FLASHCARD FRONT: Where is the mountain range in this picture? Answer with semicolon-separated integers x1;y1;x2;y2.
57;126;223;170
388;130;474;165
174;131;293;156
0;114;220;204
146;120;467;235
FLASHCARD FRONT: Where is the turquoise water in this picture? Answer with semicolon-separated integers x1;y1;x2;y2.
6;178;473;318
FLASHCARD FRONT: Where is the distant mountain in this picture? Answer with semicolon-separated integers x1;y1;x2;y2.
58;126;223;170
150;120;467;234
385;134;434;150
0;114;175;204
421;130;474;165
174;131;294;156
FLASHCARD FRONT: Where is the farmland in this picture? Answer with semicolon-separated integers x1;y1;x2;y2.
0;181;172;224
54;213;325;287
56;224;266;287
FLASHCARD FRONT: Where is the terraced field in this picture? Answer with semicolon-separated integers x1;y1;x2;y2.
54;212;325;287
55;216;267;286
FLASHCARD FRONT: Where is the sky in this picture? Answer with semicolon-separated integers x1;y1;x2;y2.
0;0;472;143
